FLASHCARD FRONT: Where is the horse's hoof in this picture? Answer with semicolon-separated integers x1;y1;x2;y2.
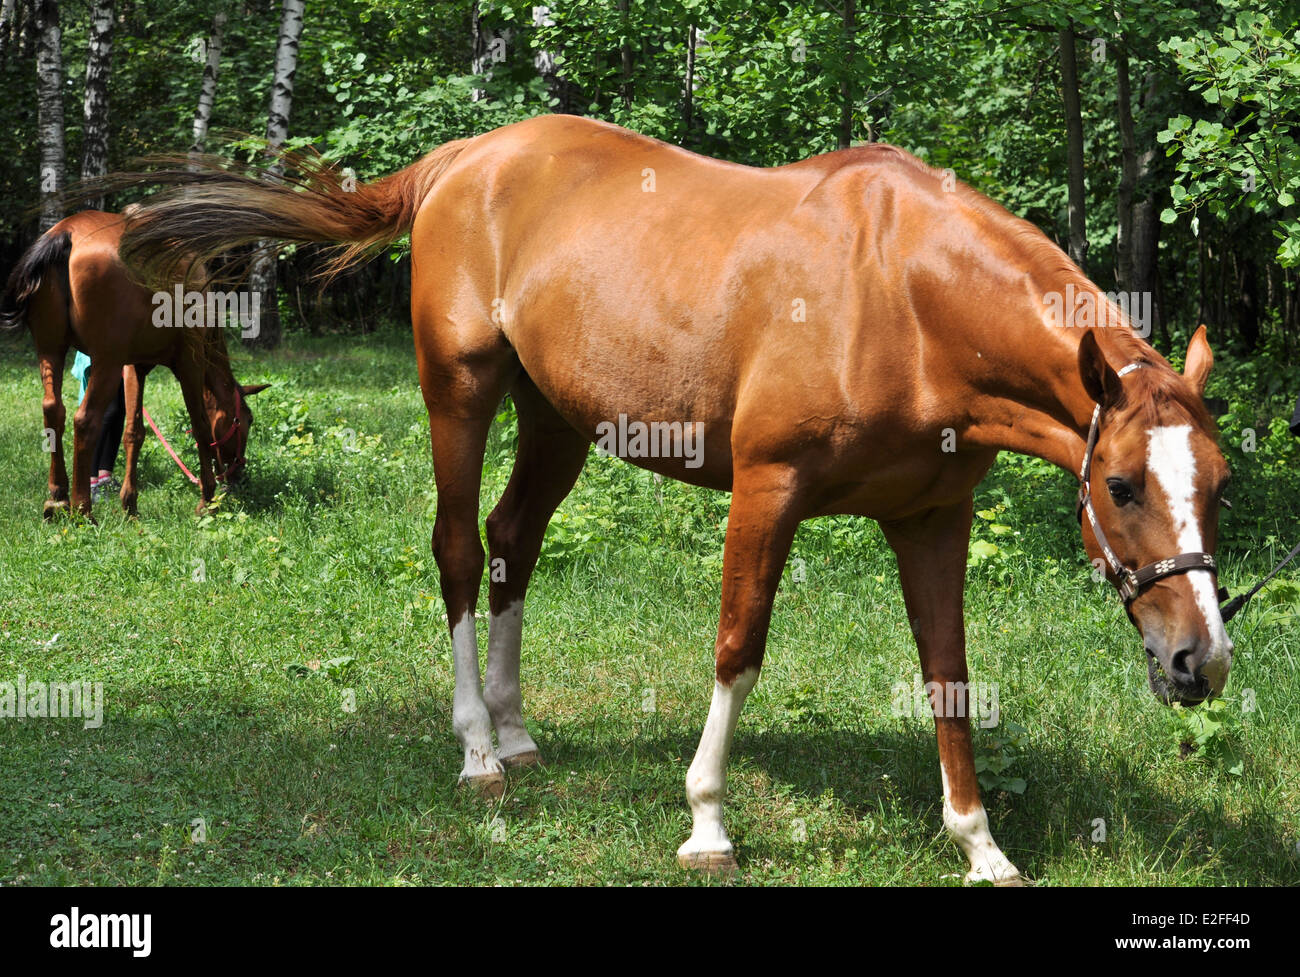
459;771;506;800
677;850;739;876
964;869;1025;887
43;499;69;520
500;749;543;769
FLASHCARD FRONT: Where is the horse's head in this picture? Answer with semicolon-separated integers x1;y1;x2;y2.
1076;326;1232;706
203;379;270;485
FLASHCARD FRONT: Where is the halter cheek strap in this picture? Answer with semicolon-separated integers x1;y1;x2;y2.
1075;363;1218;604
208;384;247;482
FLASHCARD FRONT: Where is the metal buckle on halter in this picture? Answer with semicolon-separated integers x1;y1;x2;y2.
1076;363;1220;606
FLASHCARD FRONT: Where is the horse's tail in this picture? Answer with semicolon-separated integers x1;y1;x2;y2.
116;140;475;288
1;229;73;333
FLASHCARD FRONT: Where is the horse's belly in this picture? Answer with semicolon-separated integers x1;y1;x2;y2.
511;322;739;491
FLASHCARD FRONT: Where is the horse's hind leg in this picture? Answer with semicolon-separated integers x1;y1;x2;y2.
421;339;521;798
483;378;588;768
37;347;69;518
678;463;803;874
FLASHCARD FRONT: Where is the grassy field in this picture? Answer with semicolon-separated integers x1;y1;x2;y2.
0;325;1297;886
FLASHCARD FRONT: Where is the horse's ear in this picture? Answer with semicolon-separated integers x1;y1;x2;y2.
1183;324;1213;395
1078;330;1121;406
241;383;271;396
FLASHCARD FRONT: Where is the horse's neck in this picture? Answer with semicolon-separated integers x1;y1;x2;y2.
949;283;1121;477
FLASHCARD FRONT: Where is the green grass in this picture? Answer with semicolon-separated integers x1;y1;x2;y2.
0;325;1297;886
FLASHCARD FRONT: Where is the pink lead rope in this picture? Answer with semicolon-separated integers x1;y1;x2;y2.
126;366;201;485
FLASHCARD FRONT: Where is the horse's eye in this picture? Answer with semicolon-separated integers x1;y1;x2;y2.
1106;478;1134;505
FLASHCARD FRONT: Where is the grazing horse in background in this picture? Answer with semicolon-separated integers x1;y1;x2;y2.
1;210;268;518
113;115;1232;884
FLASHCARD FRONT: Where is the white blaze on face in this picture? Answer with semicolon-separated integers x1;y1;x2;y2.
1145;425;1232;659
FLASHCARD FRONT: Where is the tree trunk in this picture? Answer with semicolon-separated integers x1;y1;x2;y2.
683;24;696;139
471;1;511;102
1238;252;1260;351
617;0;632;110
1114;35;1136;294
1131;71;1164;343
246;0;304;349
838;0;856;149
190;9;226;155
532;4;560;109
80;0;113;212
1059;25;1087;271
0;0;17;61
35;0;64;234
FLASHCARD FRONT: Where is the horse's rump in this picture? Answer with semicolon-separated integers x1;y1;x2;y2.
2;229;74;332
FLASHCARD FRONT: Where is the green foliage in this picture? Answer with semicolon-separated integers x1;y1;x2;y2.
975;721;1029;795
1167;698;1245;777
1;328;1298;885
1159;11;1300;265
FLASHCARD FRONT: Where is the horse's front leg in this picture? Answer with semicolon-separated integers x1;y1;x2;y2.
174;358;217;512
37;347;69;518
882;496;1022;886
678;463;802;874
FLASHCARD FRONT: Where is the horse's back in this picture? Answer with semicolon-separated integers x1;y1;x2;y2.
410;116;966;491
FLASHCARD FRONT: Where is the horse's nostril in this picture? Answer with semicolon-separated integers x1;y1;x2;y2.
1170;649;1196;682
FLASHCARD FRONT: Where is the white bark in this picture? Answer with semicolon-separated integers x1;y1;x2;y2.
190;10;226;155
81;0;114;211
247;0;304;347
0;0;17;59
35;0;64;233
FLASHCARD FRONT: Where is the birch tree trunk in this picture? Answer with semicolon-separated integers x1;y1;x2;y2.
35;0;64;233
0;0;17;61
471;2;511;102
80;0;113;212
190;9;226;155
246;0;304;349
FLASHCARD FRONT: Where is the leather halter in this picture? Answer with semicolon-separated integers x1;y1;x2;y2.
209;383;247;482
1075;363;1218;604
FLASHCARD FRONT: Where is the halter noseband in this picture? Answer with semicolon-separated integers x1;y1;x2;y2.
1075;363;1218;604
209;383;247;482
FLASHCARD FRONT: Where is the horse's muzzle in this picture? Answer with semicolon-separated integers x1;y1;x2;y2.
1145;644;1231;706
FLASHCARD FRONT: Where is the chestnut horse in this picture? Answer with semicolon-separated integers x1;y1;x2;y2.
1;210;267;518
114;115;1232;883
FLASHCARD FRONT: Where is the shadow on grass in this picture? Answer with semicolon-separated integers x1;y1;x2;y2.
5;681;1290;886
536;720;1291;885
